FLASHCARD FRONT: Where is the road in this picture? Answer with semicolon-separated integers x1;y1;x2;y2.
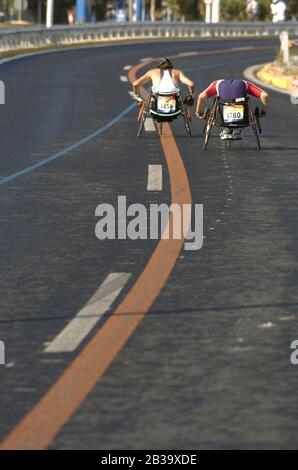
0;38;297;450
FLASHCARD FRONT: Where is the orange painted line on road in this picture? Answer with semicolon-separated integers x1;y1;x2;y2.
0;58;192;451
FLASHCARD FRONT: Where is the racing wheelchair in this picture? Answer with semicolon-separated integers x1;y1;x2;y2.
202;96;263;150
137;90;192;138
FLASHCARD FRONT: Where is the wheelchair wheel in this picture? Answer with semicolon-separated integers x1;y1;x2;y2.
203;119;213;149
248;105;261;150
257;116;262;134
252;121;261;150
178;96;191;138
254;109;262;135
183;105;192;138
137;100;149;138
203;101;217;150
202;108;210;135
158;122;163;135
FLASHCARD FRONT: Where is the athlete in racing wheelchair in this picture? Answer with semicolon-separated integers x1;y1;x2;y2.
132;57;195;138
196;79;269;149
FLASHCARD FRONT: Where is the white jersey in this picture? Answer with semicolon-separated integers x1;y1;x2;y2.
152;70;179;94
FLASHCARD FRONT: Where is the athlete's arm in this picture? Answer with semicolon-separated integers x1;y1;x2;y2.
133;71;152;95
178;70;194;94
196;91;208;114
196;81;217;114
260;91;269;107
247;81;269;107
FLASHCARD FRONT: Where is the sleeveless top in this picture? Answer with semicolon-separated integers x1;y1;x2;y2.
152;70;179;94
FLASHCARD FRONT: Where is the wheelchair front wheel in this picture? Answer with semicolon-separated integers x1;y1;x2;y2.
183;106;192;138
203;118;213;149
137;101;149;138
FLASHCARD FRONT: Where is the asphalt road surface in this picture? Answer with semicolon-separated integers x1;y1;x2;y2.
0;37;297;450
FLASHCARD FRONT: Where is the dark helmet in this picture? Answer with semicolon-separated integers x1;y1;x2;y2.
158;57;173;70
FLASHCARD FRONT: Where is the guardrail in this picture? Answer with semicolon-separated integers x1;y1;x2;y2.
0;21;298;53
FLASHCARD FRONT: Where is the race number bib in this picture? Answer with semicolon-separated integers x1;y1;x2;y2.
223;104;244;123
157;96;176;113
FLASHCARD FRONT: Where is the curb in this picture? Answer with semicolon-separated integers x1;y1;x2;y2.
243;63;291;95
257;63;293;91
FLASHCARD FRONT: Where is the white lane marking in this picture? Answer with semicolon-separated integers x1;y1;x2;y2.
44;273;131;353
120;75;128;82
4;362;15;368
144;118;156;132
147;164;162;191
178;52;198;57
41;358;64;364
128;91;135;98
231;46;255;52
124;65;132;70
141;57;154;62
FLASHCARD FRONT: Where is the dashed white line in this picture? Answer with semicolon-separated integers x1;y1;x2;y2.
178;52;198;57
123;65;132;70
44;273;131;353
4;362;15;368
230;46;255;52
147;164;163;191
144;118;156;132
120;75;128;82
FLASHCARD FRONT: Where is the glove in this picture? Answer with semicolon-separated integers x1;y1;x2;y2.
184;94;194;107
255;106;266;118
196;108;209;120
133;93;144;104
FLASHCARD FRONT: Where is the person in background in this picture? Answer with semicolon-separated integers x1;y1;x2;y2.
67;8;75;25
246;0;259;21
271;0;287;23
90;6;97;22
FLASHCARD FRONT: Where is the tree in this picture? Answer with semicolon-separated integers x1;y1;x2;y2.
257;0;271;20
288;0;298;19
221;0;298;22
221;0;247;20
0;0;15;18
167;0;200;20
28;0;74;23
94;0;107;20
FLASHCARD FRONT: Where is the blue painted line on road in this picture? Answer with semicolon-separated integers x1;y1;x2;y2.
0;102;137;189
